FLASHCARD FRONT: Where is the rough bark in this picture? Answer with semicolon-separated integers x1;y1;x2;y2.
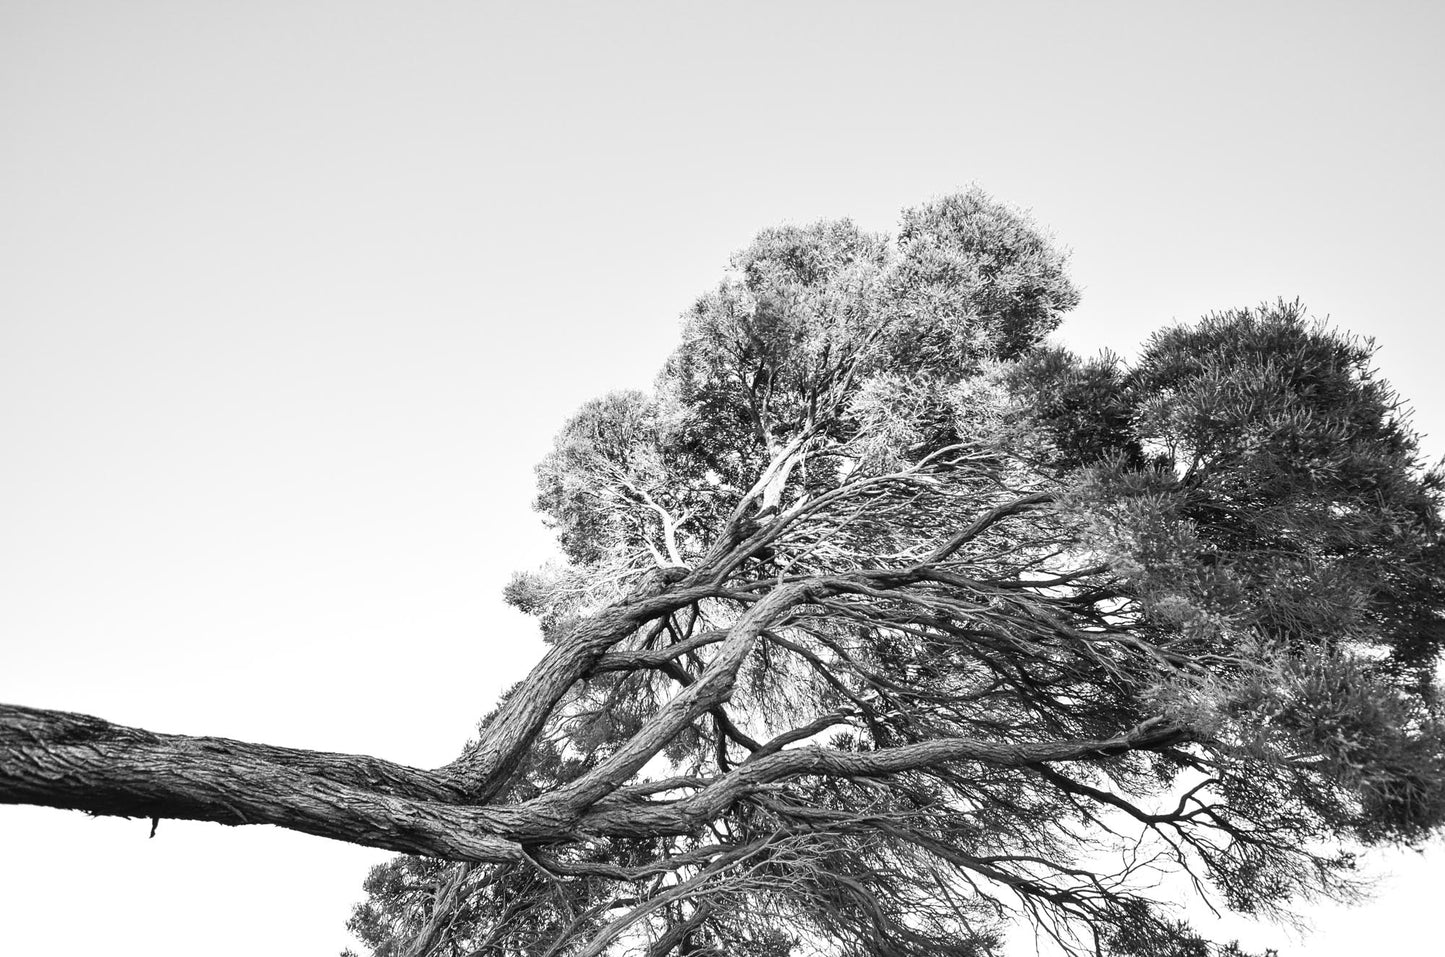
0;703;525;861
439;568;700;802
0;699;1186;860
0;494;1143;862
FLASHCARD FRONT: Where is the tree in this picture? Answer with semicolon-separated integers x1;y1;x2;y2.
4;189;1444;957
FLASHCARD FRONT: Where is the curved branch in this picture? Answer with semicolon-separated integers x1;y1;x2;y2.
441;571;707;800
573;718;1191;840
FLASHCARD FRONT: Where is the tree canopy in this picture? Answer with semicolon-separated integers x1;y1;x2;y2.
4;188;1444;957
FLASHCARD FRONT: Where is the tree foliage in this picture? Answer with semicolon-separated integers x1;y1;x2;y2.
4;188;1442;957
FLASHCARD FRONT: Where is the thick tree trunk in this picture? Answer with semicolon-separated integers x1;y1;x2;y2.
0;703;524;862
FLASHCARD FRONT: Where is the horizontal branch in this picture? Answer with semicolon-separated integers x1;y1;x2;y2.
0;704;525;862
574;717;1191;839
0;698;1191;861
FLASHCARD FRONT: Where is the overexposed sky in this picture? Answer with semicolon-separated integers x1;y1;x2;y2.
2;2;1442;954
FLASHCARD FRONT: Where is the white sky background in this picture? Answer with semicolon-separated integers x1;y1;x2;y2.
2;1;1442;953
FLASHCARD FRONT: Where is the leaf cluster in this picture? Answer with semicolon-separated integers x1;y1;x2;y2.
346;195;1445;957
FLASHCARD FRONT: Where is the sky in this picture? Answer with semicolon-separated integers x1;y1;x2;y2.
1;1;1442;954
